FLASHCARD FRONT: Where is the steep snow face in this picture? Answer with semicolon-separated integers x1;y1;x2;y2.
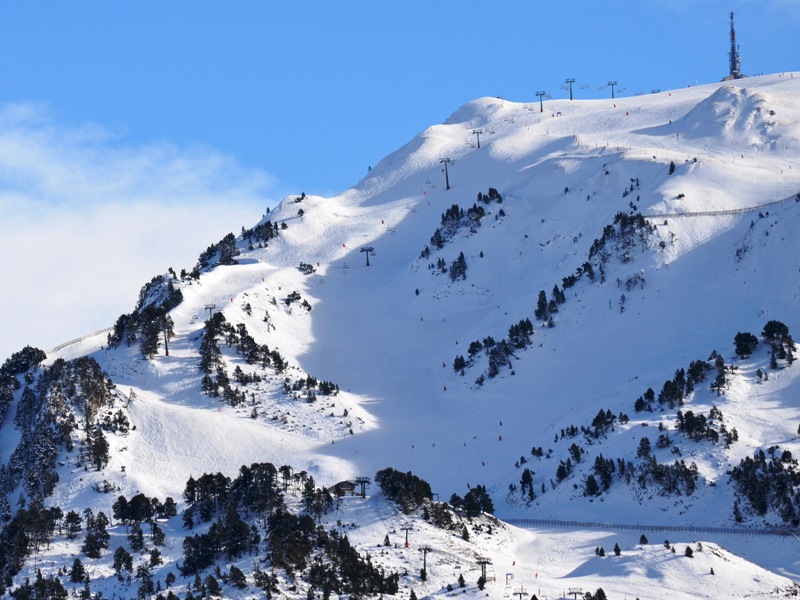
677;85;773;144
13;73;800;593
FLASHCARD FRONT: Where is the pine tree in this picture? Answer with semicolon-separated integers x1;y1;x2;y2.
734;332;758;358
584;475;600;497
139;317;161;359
534;290;548;320
113;546;133;575
70;558;86;583
64;510;82;539
87;426;110;471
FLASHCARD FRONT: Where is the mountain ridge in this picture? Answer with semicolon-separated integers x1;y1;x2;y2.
2;72;800;598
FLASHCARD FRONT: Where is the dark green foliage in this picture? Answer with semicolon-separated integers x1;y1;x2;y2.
81;510;110;559
86;425;110;470
584;474;600;496
487;340;514;378
640;534;648;544
204;574;222;596
449;252;467;281
734;332;759;358
198;315;327;405
425;196;495;255
7;356;115;501
430;228;445;249
9;570;68;599
0;502;61;575
556;459;573;482
637;437;651;458
520;468;536;502
229;565;247;588
374;468;432;513
685;546;694;557
507;319;534;349
178;463;290;574
128;522;145;553
730;447;800;523
463;485;494;517
534;290;548;320
242;220;280;247
70;557;86;583
669;160;676;174
591;409;616;437
762;320;790;342
197;232;240;271
613;543;621;556
108;275;182;350
637;458;699;496
760;320;796;368
64;510;82;539
113;546;133;574
592;455;616;491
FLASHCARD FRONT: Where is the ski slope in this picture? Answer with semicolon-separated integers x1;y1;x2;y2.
31;72;800;596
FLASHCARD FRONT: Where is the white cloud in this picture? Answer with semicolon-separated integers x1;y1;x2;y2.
0;103;280;360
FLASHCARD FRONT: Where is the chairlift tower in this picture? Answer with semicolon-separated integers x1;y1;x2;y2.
472;129;483;148
360;246;374;267
401;525;413;547
477;558;492;582
203;304;217;321
535;91;547;112
421;545;432;574
607;81;619;99
564;78;576;100
440;158;452;190
354;476;371;497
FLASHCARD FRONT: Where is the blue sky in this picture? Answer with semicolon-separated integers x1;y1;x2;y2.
0;0;798;359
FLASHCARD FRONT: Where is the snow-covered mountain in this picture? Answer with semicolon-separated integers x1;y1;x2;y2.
2;72;800;599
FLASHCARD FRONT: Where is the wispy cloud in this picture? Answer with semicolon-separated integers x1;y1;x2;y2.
0;103;280;359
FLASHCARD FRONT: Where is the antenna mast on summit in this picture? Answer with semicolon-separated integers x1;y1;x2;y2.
729;11;742;79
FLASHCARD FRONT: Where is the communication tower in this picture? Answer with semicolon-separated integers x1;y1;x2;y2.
725;11;744;80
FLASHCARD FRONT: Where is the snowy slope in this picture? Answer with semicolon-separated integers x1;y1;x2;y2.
6;72;800;598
